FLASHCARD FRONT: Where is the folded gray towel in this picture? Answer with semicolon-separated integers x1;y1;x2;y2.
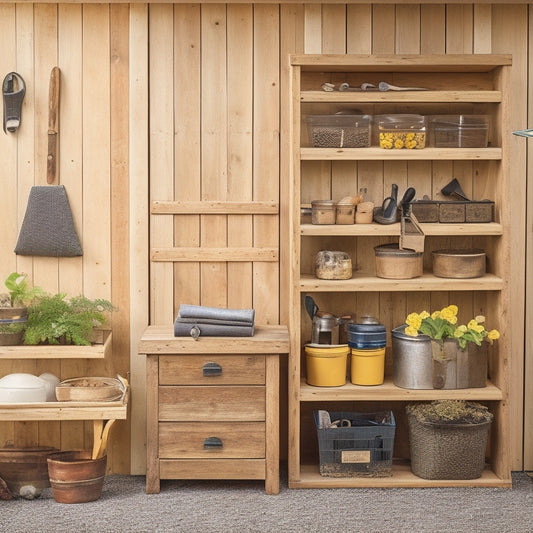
178;304;254;325
174;322;254;338
174;304;255;338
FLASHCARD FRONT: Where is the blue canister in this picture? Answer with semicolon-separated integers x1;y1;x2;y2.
348;319;386;349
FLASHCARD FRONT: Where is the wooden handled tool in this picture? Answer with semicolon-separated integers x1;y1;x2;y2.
47;66;60;184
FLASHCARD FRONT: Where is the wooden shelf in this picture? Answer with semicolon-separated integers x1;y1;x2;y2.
301;90;502;104
0;389;129;421
299;377;503;402
290;464;511;489
301;222;503;237
0;330;112;360
300;147;502;161
288;54;511;489
299;273;504;292
290;53;512;72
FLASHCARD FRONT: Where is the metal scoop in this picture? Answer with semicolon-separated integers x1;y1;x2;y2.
378;81;427;91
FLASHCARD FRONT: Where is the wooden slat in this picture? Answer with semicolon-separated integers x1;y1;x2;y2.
300;147;502;160
300;377;503;402
227;4;253;311
151;247;278;262
253;4;281;323
201;4;228;308
290;53;512;69
300;90;502;103
129;2;150;476
149;4;175;325
300;222;503;236
152;201;278;214
299;273;504;292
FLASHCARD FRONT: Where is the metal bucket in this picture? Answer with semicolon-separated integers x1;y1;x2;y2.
392;325;487;389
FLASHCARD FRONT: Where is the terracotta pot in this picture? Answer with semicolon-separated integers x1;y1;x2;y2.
47;451;106;503
0;446;58;498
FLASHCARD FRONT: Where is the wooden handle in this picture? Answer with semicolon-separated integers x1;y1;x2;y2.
47;66;60;184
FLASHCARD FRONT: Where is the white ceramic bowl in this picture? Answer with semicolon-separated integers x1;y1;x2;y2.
0;373;47;403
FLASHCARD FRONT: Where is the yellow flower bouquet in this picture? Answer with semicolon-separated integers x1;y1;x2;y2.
404;305;499;350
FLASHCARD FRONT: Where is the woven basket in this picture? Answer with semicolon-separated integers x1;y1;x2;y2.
56;377;124;402
407;411;491;479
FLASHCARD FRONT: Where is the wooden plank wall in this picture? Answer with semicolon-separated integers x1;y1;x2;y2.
140;3;529;474
0;3;529;475
0;3;131;474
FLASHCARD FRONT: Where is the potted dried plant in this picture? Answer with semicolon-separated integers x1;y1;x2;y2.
406;400;493;480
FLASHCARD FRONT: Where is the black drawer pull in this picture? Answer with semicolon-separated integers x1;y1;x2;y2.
203;436;223;449
202;361;222;376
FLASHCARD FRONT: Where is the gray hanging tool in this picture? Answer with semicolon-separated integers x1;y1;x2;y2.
14;67;82;257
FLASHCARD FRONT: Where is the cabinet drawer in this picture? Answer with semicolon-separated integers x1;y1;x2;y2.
159;422;266;458
159;385;265;421
159;355;265;385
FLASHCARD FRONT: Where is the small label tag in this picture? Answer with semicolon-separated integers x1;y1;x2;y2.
341;450;371;464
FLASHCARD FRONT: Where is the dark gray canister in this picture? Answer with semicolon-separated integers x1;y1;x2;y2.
391;325;433;389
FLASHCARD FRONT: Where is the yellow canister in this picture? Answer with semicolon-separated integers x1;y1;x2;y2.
350;347;386;386
305;345;349;387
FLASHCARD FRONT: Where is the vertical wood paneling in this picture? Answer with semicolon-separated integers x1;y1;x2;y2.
396;4;421;53
14;4;34;285
525;0;533;474
252;5;280;322
372;5;395;53
322;4;346;54
492;3;528;473
174;4;201;308
149;5;175;324
129;2;149;475
420;4;446;53
0;3;17;448
109;3;131;474
346;5;372;54
201;4;228;308
57;3;85;453
227;4;253;310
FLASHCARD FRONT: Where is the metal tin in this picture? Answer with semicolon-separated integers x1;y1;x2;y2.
432;248;486;279
347;322;386;349
311;200;336;224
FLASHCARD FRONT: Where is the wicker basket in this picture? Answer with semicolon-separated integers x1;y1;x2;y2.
407;411;491;479
56;377;124;402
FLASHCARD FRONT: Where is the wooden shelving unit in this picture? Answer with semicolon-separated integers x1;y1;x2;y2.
0;330;112;360
288;54;512;489
0;330;128;422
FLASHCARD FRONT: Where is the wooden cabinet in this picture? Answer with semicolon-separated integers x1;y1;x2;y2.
288;54;512;488
139;325;289;495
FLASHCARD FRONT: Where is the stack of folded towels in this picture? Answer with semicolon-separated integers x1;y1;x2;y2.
174;304;255;338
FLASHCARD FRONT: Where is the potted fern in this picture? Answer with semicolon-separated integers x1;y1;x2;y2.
0;272;43;345
23;293;115;346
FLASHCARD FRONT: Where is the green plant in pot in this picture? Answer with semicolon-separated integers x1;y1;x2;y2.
23;293;115;346
0;272;44;346
406;400;493;480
